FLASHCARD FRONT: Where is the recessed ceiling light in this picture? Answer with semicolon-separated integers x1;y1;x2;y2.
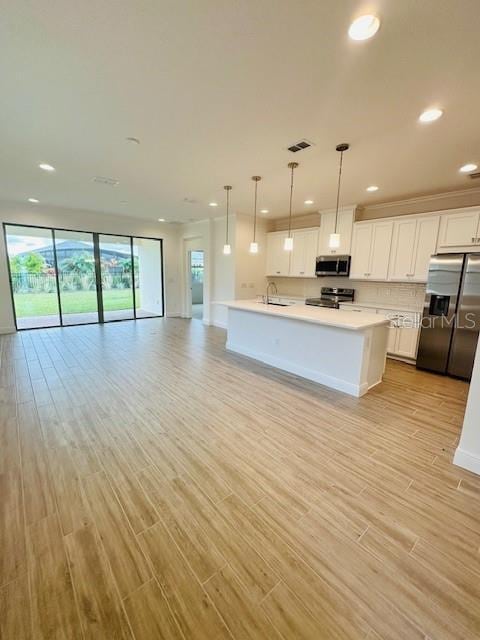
120;200;128;205
459;163;478;173
126;137;140;145
38;163;55;172
28;198;39;203
158;218;165;222
260;209;269;214
419;108;443;123
366;185;379;192
348;15;380;41
209;202;218;207
304;199;314;205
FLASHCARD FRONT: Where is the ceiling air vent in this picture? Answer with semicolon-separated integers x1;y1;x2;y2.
287;139;314;153
469;172;480;180
93;176;120;186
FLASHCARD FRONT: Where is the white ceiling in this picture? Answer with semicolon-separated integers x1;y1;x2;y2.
1;1;480;223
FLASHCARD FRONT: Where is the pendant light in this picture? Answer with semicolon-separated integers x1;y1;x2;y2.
284;162;299;251
223;185;232;255
249;176;261;253
329;143;349;249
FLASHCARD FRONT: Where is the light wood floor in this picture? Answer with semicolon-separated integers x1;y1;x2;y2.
1;318;479;639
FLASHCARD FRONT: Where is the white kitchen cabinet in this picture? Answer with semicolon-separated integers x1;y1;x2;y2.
349;224;372;279
389;215;439;282
290;229;319;277
437;208;480;250
378;310;420;360
318;208;354;255
340;304;421;360
266;231;290;276
350;221;393;280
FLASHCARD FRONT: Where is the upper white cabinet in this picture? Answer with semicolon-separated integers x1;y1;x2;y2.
318;207;355;255
289;229;319;277
437;208;480;251
389;215;440;282
350;220;393;280
266;231;290;276
266;228;318;277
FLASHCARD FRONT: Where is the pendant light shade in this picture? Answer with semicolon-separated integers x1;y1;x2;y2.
223;185;232;256
250;176;261;254
284;162;299;251
329;143;349;250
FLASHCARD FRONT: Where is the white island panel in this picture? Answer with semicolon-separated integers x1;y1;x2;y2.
223;302;388;397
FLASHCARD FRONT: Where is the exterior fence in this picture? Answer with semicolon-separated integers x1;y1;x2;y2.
10;272;139;294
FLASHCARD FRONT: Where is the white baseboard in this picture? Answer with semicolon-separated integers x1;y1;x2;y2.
211;320;227;329
226;341;364;397
0;326;15;334
166;312;181;318
454;447;480;476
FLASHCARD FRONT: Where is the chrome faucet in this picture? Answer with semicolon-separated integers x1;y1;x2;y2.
265;281;278;304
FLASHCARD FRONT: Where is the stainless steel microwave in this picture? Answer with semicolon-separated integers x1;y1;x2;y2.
315;255;351;277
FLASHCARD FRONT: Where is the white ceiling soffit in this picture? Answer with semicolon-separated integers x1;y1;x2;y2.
1;0;480;222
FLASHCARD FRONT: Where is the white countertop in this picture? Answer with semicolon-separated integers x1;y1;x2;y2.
221;300;389;331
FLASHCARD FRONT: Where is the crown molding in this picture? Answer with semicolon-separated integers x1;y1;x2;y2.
363;187;480;212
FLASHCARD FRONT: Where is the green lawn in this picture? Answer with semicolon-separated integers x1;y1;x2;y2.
14;289;140;317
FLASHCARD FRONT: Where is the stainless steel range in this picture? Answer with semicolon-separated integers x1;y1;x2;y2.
305;287;355;309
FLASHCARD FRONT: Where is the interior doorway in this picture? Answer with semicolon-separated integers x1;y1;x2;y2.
190;250;204;320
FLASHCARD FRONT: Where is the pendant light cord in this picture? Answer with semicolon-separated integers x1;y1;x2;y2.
334;150;344;235
253;180;258;242
224;185;232;244
287;163;298;237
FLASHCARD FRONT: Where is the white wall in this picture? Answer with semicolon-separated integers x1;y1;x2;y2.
0;200;181;332
211;217;235;328
454;346;480;475
234;213;267;301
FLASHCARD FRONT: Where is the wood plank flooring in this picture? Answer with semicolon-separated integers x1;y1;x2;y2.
0;317;479;639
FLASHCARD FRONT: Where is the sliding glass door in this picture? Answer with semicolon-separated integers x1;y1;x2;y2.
98;235;135;322
55;230;99;325
4;224;164;330
4;225;61;329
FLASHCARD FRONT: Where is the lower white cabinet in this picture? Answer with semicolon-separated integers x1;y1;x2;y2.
378;310;420;359
339;304;421;360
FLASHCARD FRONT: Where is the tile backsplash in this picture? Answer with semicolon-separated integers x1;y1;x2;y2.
267;276;426;311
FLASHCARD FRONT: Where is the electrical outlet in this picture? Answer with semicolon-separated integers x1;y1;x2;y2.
273;337;280;346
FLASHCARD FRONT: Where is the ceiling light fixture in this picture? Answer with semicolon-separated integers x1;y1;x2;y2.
459;163;478;173
209;202;218;207
304;199;314;205
329;143;350;250
250;176;261;254
223;185;232;255
284;162;299;251
348;15;380;41
260;209;269;214
38;163;55;172
158;218;165;222
419;108;443;123
366;185;379;192
28;198;39;203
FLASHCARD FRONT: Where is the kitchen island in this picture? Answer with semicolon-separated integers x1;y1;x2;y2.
221;300;389;397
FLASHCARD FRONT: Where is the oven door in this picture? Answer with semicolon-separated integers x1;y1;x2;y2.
315;255;351;277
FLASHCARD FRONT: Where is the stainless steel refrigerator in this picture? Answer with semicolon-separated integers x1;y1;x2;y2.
416;253;480;380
